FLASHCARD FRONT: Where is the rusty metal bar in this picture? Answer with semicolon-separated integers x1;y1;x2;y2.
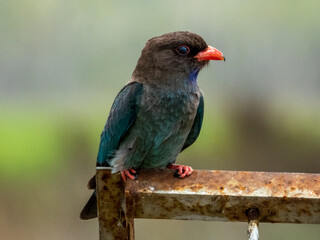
96;168;320;240
96;168;134;240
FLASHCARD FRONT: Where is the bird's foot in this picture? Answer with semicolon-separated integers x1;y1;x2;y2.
121;168;138;182
167;164;193;178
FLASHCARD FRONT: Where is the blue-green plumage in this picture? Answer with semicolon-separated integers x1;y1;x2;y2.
181;93;204;151
97;80;204;172
96;82;143;166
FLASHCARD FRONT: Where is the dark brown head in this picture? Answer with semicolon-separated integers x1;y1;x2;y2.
132;31;224;88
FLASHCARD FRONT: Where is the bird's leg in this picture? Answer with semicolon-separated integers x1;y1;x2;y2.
167;164;193;178
121;168;138;182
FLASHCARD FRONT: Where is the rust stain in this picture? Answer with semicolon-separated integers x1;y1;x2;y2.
96;169;131;240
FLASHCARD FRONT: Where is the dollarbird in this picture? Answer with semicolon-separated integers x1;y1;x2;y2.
80;31;225;220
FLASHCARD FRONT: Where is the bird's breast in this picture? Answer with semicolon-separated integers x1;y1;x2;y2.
140;86;200;131
111;85;200;171
136;86;199;164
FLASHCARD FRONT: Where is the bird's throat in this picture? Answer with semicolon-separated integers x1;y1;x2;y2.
188;69;200;85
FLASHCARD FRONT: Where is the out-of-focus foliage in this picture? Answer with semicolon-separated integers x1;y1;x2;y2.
0;1;319;240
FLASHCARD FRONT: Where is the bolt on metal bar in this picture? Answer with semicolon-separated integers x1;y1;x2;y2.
96;168;320;240
248;220;259;240
247;208;259;240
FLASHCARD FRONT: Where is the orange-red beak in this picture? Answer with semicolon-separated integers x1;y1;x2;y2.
194;45;225;61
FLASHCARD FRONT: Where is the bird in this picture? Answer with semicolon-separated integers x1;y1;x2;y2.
80;31;225;220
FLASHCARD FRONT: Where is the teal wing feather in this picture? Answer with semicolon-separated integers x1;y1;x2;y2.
181;93;204;151
96;82;143;166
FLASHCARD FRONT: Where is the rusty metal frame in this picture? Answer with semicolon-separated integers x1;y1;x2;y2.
96;167;320;240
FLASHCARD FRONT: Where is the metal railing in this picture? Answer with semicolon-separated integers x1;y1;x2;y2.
96;167;320;240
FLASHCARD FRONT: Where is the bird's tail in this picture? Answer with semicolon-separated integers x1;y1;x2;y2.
80;191;98;220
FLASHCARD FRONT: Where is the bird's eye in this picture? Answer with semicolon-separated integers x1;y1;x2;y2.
176;45;190;55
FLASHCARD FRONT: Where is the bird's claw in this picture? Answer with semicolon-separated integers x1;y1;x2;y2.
167;164;193;178
121;168;138;182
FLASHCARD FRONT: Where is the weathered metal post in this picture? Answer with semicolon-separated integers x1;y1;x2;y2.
96;167;133;240
247;208;259;240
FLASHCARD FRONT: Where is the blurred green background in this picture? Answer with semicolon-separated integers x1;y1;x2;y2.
1;1;320;239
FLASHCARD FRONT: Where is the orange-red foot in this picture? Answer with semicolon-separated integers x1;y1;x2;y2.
167;164;193;178
121;168;138;182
